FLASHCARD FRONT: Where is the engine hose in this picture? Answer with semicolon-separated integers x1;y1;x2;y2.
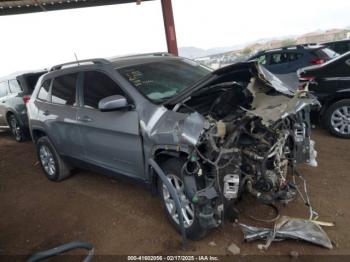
244;203;280;223
244;180;280;223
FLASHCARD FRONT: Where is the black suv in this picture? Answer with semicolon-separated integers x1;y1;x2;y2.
249;44;338;75
322;39;350;55
298;51;350;138
0;70;46;141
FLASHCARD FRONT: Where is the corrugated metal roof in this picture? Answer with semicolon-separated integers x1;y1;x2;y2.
0;0;152;16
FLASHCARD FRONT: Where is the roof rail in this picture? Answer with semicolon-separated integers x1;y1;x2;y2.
116;52;173;59
50;58;110;72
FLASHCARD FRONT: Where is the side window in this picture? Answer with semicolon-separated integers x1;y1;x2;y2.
0;81;8;97
51;73;78;106
269;53;288;65
257;55;267;65
288;53;303;62
83;71;125;109
37;80;51;101
8;80;22;93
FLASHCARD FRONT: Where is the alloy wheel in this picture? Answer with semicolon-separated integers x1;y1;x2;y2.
9;117;22;141
331;106;350;135
39;145;56;177
162;174;195;228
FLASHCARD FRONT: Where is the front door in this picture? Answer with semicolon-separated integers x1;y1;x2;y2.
77;70;144;179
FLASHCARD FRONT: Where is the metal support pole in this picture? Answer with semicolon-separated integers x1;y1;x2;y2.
161;0;178;56
148;158;187;248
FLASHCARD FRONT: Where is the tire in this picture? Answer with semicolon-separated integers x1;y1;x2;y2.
323;99;350;138
36;136;71;181
158;158;207;240
8;114;26;142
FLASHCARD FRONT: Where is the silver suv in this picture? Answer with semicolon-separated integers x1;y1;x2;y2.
28;54;318;239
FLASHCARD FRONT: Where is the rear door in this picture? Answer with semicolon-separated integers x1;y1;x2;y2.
77;70;144;179
38;72;83;159
0;81;9;125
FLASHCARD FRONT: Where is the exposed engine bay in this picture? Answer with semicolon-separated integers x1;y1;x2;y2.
159;62;319;231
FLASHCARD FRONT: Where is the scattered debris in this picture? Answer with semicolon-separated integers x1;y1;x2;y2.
311;220;335;227
289;250;299;259
257;244;264;251
227;243;240;255
240;216;333;249
208;241;217;247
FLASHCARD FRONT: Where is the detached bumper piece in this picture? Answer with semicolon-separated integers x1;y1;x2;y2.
240;216;333;249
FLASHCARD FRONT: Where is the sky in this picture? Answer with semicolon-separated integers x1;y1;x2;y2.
0;0;349;75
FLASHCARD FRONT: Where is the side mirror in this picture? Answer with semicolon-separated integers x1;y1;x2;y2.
98;95;129;112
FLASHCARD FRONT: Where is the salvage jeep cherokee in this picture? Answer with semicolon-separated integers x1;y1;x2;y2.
28;53;318;239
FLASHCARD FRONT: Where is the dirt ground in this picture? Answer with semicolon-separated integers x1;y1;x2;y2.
0;127;350;260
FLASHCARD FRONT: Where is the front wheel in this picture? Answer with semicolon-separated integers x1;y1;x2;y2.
158;158;207;240
323;99;350;138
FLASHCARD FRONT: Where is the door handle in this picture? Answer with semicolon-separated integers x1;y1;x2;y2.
1;100;6;103
78;116;93;122
43;110;50;116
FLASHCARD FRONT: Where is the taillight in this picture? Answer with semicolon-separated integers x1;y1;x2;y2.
23;95;30;105
310;58;325;65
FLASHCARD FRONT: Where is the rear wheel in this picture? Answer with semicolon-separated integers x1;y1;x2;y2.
158;158;207;240
36;136;71;181
8;114;25;142
324;99;350;138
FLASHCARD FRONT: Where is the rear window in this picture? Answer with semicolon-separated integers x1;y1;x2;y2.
0;81;8;97
24;73;46;93
51;73;78;106
8;80;22;93
313;48;339;60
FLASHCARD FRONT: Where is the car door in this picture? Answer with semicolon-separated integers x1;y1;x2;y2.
37;72;83;159
0;81;9;125
77;70;144;179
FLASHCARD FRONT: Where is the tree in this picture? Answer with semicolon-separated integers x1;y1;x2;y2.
281;39;297;47
242;47;252;55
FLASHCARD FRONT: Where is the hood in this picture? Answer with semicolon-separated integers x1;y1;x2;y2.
145;62;318;147
166;61;296;105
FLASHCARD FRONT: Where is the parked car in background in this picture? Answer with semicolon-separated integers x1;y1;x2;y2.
322;39;350;55
298;51;350;138
28;54;317;239
0;70;47;141
248;44;339;75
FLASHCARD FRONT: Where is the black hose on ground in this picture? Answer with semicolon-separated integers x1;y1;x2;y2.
27;241;94;262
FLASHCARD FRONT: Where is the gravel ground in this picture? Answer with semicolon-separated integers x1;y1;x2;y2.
0;128;349;260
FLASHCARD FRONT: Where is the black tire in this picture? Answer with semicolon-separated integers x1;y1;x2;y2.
158;158;207;240
8;114;26;142
36;136;71;181
323;99;350;138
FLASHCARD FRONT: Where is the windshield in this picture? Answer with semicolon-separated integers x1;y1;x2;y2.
117;59;211;103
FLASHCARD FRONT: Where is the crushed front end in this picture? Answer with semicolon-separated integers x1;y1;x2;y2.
166;62;319;231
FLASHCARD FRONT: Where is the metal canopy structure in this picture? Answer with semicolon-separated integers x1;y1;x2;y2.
0;0;178;55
